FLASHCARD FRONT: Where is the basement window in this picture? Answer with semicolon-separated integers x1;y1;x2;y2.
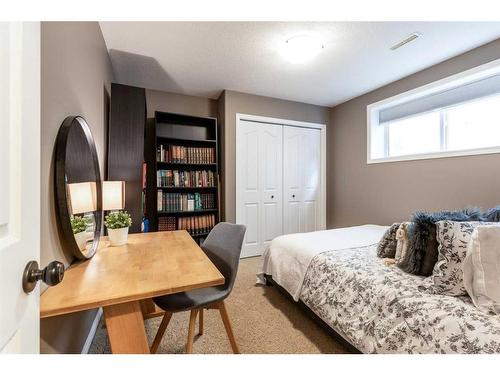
367;59;500;163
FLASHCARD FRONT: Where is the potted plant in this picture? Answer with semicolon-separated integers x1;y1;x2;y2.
71;215;90;251
104;210;132;246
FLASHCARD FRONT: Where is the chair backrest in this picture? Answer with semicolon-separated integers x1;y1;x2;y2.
201;222;246;293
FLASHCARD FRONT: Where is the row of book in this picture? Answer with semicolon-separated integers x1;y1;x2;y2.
157;170;215;188
157;144;215;164
158;216;176;231
157;192;216;212
158;214;216;235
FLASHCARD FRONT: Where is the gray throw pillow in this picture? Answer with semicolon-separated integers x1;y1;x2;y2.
376;223;400;259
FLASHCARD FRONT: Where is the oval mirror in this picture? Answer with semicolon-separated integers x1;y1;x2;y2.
55;116;102;259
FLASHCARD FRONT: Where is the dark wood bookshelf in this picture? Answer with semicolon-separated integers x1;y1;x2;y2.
144;111;220;243
108;83;146;234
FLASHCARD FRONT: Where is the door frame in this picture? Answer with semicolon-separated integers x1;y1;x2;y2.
235;113;327;238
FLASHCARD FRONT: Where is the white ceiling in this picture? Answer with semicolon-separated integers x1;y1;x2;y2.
99;22;500;107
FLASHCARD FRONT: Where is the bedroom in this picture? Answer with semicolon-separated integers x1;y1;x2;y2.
2;0;500;371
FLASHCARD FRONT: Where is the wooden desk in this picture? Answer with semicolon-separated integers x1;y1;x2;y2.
41;231;224;354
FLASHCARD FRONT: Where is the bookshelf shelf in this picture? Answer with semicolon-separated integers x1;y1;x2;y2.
156;186;217;190
157;136;216;145
157;209;218;216
144;111;220;243
156;162;217;167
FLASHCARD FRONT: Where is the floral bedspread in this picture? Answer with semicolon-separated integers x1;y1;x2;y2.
299;244;500;353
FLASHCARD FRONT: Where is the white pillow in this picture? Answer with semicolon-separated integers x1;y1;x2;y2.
463;226;500;314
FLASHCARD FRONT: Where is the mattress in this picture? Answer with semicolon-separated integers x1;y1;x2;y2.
298;244;500;354
257;225;389;301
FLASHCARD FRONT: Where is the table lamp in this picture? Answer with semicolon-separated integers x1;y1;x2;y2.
67;181;97;215
103;181;125;211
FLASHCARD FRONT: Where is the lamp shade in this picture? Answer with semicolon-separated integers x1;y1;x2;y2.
67;182;97;215
103;181;125;211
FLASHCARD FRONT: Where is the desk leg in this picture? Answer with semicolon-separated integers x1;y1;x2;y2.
103;301;150;354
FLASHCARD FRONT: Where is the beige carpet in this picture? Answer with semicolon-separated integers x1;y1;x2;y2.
89;256;349;354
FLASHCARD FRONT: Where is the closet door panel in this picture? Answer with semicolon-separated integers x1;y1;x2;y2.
301;201;318;233
286;202;300;234
283;126;302;234
237;122;261;257
284;126;321;234
237;120;282;257
300;128;321;233
243;203;259;249
260;124;283;246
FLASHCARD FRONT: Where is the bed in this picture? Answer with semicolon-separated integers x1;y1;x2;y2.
257;225;500;354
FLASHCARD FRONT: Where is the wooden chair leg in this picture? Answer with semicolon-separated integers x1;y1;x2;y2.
217;301;240;354
186;309;199;354
150;312;173;354
199;308;204;336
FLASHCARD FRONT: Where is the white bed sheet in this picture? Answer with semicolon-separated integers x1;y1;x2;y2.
256;225;388;301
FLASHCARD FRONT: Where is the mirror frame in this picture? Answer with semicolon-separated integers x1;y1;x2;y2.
54;116;102;260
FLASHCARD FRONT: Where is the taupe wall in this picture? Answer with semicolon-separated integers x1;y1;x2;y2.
328;38;500;228
220;90;331;222
40;22;113;353
146;89;218;118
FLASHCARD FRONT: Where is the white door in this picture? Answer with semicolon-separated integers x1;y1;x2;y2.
283;126;321;234
236;120;282;258
0;22;41;354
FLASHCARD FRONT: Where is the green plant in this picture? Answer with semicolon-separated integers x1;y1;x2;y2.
71;215;89;234
104;210;132;230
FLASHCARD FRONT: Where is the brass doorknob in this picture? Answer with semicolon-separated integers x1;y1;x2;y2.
22;260;65;293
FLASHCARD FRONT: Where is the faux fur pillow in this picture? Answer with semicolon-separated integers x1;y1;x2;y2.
484;205;500;222
404;208;483;276
376;223;400;258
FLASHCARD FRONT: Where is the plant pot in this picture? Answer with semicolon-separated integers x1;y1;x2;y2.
108;227;129;247
74;231;88;251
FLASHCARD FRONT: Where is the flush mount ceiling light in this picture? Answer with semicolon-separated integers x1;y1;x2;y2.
280;35;324;64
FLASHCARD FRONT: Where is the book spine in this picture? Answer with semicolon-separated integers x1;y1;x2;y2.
157;189;162;211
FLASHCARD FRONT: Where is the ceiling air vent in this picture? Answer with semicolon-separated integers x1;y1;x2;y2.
390;32;421;51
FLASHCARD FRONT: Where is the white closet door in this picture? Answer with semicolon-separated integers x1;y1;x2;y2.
283;126;301;234
237;120;283;258
283;126;321;234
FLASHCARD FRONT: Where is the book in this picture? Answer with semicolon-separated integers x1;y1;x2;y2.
142;162;147;189
156;192;215;212
156;145;216;164
157;189;163;211
177;214;215;235
157;169;215;188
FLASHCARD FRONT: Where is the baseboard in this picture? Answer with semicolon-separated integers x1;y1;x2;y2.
81;308;103;354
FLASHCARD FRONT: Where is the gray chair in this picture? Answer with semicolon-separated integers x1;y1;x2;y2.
150;222;246;354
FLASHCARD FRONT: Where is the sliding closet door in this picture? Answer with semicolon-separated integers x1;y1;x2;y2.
283;126;321;234
236;120;283;258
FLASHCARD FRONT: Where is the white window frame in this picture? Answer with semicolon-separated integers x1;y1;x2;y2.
367;58;500;164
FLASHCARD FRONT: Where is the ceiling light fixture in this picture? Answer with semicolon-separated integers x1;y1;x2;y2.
390;32;422;51
280;35;324;64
